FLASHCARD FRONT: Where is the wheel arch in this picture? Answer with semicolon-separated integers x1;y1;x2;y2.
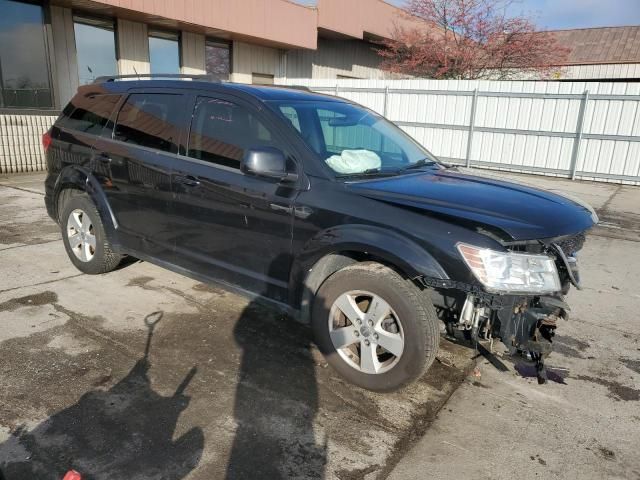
53;165;118;240
290;224;449;323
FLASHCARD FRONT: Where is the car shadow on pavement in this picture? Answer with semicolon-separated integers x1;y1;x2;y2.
0;312;204;480
226;259;327;479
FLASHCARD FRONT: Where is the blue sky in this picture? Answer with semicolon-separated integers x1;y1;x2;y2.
294;0;640;30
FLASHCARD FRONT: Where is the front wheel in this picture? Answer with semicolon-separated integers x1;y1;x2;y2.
311;262;440;392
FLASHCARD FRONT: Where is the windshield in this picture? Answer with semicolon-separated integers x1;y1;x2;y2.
268;100;440;177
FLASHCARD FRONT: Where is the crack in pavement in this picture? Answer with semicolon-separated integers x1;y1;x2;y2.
0;183;45;196
0;273;85;295
0;239;61;252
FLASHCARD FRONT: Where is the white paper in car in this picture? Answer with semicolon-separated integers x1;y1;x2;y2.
325;149;381;174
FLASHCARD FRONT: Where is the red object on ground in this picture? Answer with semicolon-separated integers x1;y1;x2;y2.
62;470;81;480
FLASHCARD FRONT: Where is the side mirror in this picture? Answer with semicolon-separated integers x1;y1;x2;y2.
241;147;298;182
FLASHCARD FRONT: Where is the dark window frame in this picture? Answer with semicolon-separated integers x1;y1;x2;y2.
0;0;56;109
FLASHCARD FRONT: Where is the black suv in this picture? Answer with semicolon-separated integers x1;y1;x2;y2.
44;76;597;391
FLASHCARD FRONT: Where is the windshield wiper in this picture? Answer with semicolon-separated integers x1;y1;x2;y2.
335;168;394;179
398;158;438;172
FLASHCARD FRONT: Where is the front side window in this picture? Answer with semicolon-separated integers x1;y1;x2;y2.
74;16;117;85
149;30;180;74
205;40;230;80
114;93;183;153
270;101;437;176
0;0;53;108
188;96;276;169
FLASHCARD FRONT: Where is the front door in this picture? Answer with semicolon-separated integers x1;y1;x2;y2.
170;95;298;302
93;91;187;258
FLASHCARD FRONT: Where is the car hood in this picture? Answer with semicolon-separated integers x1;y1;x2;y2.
347;169;598;241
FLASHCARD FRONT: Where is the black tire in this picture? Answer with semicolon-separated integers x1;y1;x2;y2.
312;262;440;392
59;192;122;274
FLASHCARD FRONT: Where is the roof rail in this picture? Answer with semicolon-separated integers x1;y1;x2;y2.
93;73;221;83
267;84;312;92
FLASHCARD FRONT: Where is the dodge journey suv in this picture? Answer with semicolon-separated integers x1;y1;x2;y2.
44;75;597;391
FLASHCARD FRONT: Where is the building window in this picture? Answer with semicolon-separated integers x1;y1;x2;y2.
149;30;180;74
0;0;53;108
252;73;274;85
74;16;117;85
205;39;230;80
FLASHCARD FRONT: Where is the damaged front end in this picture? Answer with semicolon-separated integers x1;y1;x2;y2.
426;232;587;384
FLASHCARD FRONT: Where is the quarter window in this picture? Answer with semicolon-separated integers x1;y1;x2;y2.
0;0;53;108
58;94;122;135
188;96;276;169
74;16;118;85
114;94;184;153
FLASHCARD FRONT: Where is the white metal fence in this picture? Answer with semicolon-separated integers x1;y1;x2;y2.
281;78;640;185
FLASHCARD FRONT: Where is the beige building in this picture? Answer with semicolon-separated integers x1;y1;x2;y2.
0;0;420;111
0;0;426;173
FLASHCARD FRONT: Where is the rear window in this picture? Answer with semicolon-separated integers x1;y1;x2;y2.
113;93;183;154
57;94;122;135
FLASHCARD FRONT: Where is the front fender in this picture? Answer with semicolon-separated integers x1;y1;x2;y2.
53;165;119;241
289;224;449;311
299;224;448;280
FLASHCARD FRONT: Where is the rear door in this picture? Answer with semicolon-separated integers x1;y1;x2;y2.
92;90;188;258
170;94;299;301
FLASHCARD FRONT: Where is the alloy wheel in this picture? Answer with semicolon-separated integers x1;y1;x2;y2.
328;290;405;374
66;208;96;262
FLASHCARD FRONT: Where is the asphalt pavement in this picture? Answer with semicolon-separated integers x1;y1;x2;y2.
0;170;639;480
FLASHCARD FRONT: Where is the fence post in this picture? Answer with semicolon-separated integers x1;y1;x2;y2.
465;88;479;168
570;90;590;180
334;83;339;97
383;85;390;117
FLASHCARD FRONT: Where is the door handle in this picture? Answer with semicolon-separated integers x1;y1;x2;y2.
93;153;112;164
269;203;293;214
175;175;201;187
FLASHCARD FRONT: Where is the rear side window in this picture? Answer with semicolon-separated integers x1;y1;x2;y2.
187;96;276;169
57;94;122;135
114;93;183;154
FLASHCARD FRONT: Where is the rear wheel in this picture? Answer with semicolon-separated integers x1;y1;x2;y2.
60;193;122;274
312;262;440;392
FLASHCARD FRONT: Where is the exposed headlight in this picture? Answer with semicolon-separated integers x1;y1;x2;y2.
457;243;561;294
